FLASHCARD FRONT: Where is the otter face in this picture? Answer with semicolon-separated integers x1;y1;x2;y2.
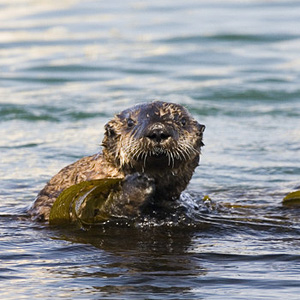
102;101;205;173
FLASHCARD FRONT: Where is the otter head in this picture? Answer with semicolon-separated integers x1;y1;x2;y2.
102;101;205;180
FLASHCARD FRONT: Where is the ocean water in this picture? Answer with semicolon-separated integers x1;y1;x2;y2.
0;0;300;299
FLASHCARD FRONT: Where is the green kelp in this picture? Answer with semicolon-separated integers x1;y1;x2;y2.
282;190;300;207
49;178;122;226
49;174;156;226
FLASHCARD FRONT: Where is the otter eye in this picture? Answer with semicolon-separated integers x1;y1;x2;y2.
181;118;187;126
127;118;135;128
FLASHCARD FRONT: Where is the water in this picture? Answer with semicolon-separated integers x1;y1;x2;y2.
1;0;300;299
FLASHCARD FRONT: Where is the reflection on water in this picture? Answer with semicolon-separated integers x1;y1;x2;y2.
1;0;300;299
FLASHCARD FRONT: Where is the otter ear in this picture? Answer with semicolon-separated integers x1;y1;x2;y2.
199;124;205;133
196;122;205;134
197;123;205;147
102;120;119;151
104;121;116;137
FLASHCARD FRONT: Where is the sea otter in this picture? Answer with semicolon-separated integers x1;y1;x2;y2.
29;101;205;222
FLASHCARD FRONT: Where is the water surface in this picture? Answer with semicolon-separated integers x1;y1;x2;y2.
0;1;300;299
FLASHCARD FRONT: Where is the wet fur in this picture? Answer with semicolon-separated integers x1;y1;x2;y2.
29;101;205;221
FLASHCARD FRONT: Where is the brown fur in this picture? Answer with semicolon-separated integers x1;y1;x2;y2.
28;101;205;221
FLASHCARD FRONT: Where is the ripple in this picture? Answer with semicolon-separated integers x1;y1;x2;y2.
0;103;108;122
0;104;59;122
159;33;299;44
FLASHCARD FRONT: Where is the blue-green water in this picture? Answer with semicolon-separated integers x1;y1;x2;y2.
1;1;300;299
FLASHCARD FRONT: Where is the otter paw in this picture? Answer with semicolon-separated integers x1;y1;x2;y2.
102;173;155;218
122;173;155;196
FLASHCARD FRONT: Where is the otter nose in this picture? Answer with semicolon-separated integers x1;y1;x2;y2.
146;127;171;143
